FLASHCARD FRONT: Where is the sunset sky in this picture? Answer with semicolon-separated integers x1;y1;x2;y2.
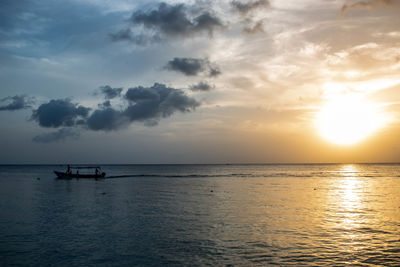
1;0;399;163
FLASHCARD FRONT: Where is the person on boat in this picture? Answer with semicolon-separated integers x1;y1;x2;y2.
95;168;99;175
67;165;71;174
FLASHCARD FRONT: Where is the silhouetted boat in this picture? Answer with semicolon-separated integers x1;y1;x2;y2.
54;166;106;179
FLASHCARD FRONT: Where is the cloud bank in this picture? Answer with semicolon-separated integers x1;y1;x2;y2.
1;82;202;142
31;83;200;133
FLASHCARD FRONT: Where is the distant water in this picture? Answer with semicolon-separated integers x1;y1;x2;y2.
1;164;400;266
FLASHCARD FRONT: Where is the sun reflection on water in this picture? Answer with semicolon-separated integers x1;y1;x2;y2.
330;165;366;244
339;165;361;208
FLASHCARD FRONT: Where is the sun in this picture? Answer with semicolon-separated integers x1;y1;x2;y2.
315;93;386;145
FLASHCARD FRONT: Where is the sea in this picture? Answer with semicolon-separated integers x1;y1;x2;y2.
0;164;399;266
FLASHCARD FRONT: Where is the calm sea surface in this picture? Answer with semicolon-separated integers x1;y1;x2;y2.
0;164;399;266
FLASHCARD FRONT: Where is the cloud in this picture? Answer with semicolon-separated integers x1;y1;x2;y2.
32;128;80;143
29;83;199;135
231;0;270;14
189;81;214;91
243;20;264;34
125;83;199;117
31;99;90;128
230;1;268;35
86;108;126;131
111;2;224;44
0;95;33;111
341;0;394;15
165;57;221;77
87;83;200;131
99;85;123;99
109;28;162;44
98;100;111;108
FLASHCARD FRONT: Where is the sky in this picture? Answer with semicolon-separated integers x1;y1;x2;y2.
0;0;400;164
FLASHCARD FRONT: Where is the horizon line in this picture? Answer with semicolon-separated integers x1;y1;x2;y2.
1;162;399;166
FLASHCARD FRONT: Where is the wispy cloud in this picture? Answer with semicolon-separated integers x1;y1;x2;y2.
0;95;34;111
33;128;80;143
231;0;270;15
341;0;394;15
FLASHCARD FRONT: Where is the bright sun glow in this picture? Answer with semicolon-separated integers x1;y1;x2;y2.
316;93;386;145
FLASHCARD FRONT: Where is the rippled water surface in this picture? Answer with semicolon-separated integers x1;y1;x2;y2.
1;164;400;266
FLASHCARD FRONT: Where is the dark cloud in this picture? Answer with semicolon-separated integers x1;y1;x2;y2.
341;0;394;15
98;100;111;108
131;2;223;36
0;95;33;111
231;0;270;14
165;57;204;76
209;66;221;77
32;128;80;143
189;81;214;91
165;57;221;77
31;99;90;128
125;83;199;118
29;84;200;137
99;85;123;99
86;108;126;131
111;2;224;44
86;83;200;131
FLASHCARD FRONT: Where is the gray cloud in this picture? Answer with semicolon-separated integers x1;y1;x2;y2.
231;1;269;34
28;83;200;138
243;20;264;34
189;81;214;91
98;100;111;108
131;2;223;36
31;99;90;128
165;57;221;77
87;108;126;131
33;128;80;143
99;85;123;99
87;83;200;131
0;95;33;111
111;2;224;44
109;28;162;45
341;0;394;15
231;0;270;14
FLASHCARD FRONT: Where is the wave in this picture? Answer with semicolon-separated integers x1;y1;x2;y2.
106;173;254;179
106;173;320;179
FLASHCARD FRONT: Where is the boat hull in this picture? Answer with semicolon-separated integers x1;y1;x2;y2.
54;171;106;179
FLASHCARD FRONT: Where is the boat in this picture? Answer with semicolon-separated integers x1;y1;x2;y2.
54;165;106;179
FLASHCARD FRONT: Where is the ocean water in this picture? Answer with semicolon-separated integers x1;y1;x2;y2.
0;164;400;266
